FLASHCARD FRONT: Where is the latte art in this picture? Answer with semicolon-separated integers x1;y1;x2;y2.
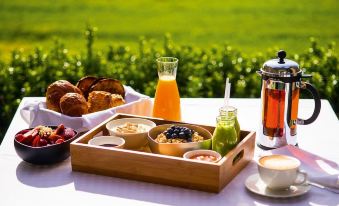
259;155;300;170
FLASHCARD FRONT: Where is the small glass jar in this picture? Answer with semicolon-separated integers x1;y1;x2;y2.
219;106;240;140
212;115;238;156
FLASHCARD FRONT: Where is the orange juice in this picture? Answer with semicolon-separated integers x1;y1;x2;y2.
153;75;181;121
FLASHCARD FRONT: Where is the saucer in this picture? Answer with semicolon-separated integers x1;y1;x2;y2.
245;174;310;198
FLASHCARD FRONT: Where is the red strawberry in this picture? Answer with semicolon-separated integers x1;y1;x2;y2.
32;135;41;147
55;124;65;135
23;129;34;138
49;134;63;142
31;128;39;138
15;134;25;142
55;139;64;144
21;135;34;146
64;128;75;140
39;138;48;147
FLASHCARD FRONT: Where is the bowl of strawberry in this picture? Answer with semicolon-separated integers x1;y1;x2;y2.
14;124;78;165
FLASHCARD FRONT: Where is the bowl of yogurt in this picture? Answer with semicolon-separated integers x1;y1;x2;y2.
106;118;156;149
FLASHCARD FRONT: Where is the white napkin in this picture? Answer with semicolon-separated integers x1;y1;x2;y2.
20;86;153;132
261;145;339;189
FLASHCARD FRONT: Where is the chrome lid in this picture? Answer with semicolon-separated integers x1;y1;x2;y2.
261;50;301;77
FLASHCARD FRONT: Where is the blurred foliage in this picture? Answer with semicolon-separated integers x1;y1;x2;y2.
1;0;339;58
0;28;338;141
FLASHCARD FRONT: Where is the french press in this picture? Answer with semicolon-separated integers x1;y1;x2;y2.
257;50;321;149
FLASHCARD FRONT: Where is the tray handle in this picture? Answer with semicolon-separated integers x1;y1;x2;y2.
232;149;244;166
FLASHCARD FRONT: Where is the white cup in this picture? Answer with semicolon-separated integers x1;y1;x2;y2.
258;154;307;190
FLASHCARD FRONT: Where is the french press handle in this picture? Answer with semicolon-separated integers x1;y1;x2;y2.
297;82;321;125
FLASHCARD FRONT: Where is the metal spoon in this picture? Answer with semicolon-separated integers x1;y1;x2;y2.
308;181;339;194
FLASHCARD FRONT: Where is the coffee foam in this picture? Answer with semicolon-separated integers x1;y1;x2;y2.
259;155;300;170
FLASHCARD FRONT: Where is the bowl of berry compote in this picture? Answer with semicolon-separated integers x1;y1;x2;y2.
14;124;77;165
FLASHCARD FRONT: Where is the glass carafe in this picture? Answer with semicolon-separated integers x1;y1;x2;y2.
152;57;181;121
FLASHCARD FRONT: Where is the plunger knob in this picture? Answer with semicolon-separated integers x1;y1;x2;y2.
277;50;286;64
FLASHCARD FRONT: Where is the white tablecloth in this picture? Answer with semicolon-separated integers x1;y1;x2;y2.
1;98;338;206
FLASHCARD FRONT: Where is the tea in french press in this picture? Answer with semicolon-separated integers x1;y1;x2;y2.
257;50;321;149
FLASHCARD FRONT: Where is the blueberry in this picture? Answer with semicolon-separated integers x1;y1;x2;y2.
171;133;178;138
184;129;191;135
166;132;172;139
187;138;192;142
174;129;179;133
179;132;185;138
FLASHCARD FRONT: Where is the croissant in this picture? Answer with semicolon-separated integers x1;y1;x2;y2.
59;93;88;117
46;80;82;113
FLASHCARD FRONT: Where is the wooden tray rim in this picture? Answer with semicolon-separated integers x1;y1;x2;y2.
71;113;255;167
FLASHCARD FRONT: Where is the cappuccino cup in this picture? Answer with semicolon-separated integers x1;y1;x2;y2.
258;154;307;190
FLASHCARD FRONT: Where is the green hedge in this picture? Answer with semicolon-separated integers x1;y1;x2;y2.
1;27;338;141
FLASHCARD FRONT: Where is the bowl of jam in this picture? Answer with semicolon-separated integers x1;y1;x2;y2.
183;149;221;163
88;136;125;149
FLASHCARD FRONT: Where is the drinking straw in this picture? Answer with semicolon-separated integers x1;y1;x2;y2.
224;77;231;111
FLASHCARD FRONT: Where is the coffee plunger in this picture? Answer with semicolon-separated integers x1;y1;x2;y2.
257;50;321;149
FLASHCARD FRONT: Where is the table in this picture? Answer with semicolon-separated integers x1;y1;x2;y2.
1;97;338;206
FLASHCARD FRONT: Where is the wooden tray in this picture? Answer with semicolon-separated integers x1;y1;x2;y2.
70;113;256;193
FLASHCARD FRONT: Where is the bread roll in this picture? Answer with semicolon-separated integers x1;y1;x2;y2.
87;91;125;113
75;76;98;99
60;93;88;117
46;80;82;113
88;78;125;98
87;91;113;113
111;94;125;107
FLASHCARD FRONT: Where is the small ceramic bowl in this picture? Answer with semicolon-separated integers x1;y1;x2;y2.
88;136;125;149
14;126;78;165
147;124;212;157
106;118;156;149
183;149;222;163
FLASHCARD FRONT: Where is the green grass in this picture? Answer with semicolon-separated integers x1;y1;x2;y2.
0;0;338;60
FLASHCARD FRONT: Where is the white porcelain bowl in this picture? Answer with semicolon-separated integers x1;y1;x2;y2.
106;118;156;149
183;149;221;163
88;136;125;149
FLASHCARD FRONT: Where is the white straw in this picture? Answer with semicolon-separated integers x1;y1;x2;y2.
224;77;231;108
227;82;231;107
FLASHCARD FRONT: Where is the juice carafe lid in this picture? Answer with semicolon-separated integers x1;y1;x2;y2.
260;50;301;78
